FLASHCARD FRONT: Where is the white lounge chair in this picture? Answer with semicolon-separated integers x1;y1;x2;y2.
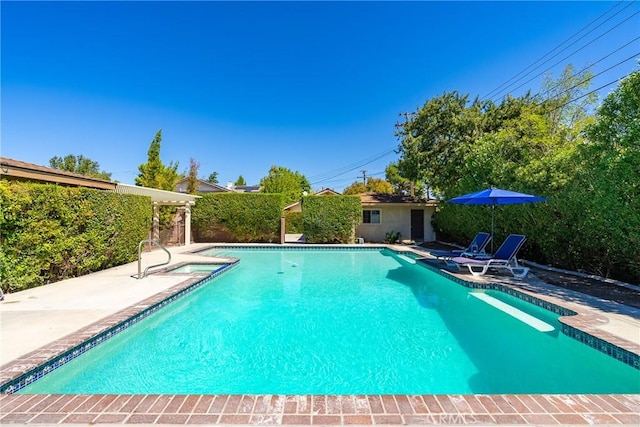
450;234;529;278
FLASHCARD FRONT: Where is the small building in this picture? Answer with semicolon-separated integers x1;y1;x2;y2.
232;184;261;193
357;193;437;243
175;178;234;194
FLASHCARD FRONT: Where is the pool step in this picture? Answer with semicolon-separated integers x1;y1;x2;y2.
470;292;555;332
396;254;416;264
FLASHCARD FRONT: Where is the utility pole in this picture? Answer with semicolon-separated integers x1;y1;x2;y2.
360;170;367;185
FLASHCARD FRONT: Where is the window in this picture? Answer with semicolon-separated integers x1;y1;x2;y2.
363;209;381;224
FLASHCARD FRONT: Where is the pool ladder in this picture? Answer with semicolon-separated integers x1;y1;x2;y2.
137;239;171;279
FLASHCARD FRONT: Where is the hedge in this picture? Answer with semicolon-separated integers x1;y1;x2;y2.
302;195;361;243
0;180;151;292
192;193;284;242
284;211;303;233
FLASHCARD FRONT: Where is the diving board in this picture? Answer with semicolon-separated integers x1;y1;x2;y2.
470;292;555;332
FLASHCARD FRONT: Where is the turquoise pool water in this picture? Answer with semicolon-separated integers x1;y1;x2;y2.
20;248;639;394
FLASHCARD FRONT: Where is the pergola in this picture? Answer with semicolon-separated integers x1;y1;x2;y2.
114;184;201;245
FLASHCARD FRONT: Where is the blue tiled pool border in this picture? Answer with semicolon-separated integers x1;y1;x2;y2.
408;252;640;370
0;261;239;394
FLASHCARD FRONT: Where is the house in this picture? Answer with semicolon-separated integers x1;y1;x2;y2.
0;157;117;190
357;193;437;243
175;178;234;194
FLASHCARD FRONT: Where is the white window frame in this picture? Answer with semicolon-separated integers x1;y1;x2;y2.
363;209;381;224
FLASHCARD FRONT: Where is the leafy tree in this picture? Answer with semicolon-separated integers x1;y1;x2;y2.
343;178;393;195
385;162;411;195
366;177;393;194
343;182;367;195
259;166;311;205
49;154;112;180
385;161;426;196
234;175;247;186
539;64;596;138
572;70;640;280
396;91;485;197
135;129;182;191
206;171;219;184
186;158;200;194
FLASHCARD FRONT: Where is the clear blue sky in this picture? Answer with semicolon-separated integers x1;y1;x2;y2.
2;1;638;191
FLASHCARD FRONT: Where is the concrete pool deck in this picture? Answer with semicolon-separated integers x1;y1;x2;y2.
0;243;639;425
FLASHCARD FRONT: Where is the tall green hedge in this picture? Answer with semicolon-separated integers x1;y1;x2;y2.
192;193;284;242
302;195;361;243
0;180;151;292
284;211;303;233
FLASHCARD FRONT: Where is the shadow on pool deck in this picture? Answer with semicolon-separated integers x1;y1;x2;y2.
418;241;640;312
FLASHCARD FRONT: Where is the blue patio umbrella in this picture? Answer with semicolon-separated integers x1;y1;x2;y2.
448;187;546;252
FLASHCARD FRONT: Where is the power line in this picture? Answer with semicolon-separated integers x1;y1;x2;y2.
307;147;395;180
537;36;640;99
309;149;395;185
547;72;632;113
536;51;640;105
483;0;637;100
490;9;640;102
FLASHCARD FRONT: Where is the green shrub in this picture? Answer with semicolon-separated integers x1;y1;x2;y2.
384;231;402;244
192;193;284;242
0;180;151;292
284;211;303;233
302;195;361;243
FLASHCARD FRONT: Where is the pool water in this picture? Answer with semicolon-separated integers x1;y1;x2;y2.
20;248;640;394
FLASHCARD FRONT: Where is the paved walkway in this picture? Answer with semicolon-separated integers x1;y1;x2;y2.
0;244;216;365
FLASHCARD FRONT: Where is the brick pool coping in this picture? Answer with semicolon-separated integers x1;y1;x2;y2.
2;393;639;425
1;249;639;425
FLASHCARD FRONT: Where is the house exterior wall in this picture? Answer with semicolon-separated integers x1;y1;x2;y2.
356;205;436;243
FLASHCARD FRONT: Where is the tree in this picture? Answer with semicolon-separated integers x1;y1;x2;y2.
343;182;367;195
343;178;393;195
49;154;112;180
135;129;182;191
234;175;246;186
366;177;394;194
385;161;426;196
385;162;410;195
206;171;219;184
539;64;596;138
572;70;640;280
259;166;311;205
395;91;485;197
186;158;200;194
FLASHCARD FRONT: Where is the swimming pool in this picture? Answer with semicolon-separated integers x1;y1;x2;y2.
16;248;640;395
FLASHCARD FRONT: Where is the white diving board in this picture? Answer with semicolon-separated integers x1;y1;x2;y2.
470;292;555;332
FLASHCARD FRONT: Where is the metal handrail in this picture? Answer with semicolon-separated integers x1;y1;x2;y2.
137;239;171;279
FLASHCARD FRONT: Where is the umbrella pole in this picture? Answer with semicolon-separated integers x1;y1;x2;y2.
491;204;495;253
